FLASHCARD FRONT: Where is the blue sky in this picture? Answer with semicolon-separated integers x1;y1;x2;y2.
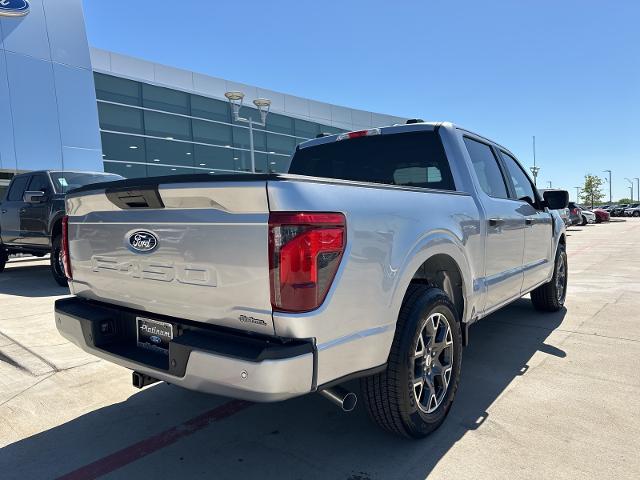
84;0;639;201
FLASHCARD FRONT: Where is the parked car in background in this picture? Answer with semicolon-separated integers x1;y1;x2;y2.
580;209;596;225
611;204;628;217
54;122;570;438
568;202;582;225
0;170;123;283
593;208;610;223
624;203;640;217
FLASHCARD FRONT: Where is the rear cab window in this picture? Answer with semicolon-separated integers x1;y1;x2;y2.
288;130;456;191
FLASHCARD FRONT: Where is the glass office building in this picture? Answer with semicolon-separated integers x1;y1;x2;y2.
96;73;346;178
91;48;405;179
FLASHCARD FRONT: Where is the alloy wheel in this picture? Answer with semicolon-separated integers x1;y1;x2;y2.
412;312;454;413
555;253;567;302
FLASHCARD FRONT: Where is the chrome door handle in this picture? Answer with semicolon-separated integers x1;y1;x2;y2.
19;208;26;214
0;209;6;214
489;218;504;227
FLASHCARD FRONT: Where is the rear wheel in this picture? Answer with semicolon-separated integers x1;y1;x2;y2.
50;235;68;287
531;244;567;312
361;285;462;438
634;211;640;217
581;215;587;226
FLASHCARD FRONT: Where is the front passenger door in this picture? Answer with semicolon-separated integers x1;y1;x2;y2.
21;173;52;247
0;175;30;245
463;137;526;313
498;150;553;292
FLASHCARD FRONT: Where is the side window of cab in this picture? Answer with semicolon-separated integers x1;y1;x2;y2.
498;150;540;208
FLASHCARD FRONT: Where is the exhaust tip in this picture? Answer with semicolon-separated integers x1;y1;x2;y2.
319;386;358;412
341;392;357;412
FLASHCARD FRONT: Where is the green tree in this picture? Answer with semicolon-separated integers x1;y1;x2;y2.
580;174;605;208
618;198;634;204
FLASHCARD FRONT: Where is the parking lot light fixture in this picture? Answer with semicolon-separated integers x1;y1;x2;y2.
225;91;271;174
635;178;639;202
625;178;634;203
603;170;612;203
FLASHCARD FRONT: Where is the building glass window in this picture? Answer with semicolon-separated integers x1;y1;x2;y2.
101;132;146;163
94;73;141;106
193;144;235;172
146;138;194;167
294;118;320;140
104;161;147;178
266;133;297;155
265;112;294;135
192;120;233;146
98;103;144;134
144;111;191;141
191;95;230;123
142;83;190;115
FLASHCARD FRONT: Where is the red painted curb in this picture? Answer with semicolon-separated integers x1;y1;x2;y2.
57;399;252;480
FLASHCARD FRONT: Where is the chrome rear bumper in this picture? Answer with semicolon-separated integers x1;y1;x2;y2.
54;297;314;402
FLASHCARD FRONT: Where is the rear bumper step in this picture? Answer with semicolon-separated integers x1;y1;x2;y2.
54;297;314;402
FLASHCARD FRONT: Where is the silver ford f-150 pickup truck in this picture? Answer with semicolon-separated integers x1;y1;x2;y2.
54;121;569;438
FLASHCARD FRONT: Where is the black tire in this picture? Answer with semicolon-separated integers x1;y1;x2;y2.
634;211;640;217
531;243;567;312
581;215;587;226
361;285;463;438
0;245;7;273
50;235;68;287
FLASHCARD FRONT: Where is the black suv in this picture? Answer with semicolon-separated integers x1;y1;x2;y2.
0;170;122;285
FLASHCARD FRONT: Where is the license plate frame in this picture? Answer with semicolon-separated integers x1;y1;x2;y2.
136;317;173;355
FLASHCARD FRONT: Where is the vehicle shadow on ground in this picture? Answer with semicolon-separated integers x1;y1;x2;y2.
0;299;566;480
0;262;68;298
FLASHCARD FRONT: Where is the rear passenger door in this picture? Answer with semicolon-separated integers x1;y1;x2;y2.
0;175;30;245
498;150;553;292
463;137;525;313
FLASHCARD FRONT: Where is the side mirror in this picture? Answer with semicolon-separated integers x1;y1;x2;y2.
543;190;569;210
23;191;46;204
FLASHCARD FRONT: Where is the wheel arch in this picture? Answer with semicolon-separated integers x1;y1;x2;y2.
391;233;474;339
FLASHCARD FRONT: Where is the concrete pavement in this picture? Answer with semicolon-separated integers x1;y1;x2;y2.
1;219;639;479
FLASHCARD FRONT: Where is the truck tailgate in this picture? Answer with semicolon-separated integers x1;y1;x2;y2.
65;179;274;334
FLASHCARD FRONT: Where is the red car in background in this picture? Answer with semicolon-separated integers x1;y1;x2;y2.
593;208;610;223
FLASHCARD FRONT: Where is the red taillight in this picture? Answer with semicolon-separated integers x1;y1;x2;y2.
61;215;72;279
269;212;346;313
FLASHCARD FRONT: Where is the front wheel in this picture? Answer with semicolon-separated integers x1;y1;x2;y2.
361;285;462;438
50;235;68;287
634;211;640;217
531;244;567;312
581;215;588;226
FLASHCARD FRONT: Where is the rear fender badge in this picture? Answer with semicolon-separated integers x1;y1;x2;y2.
128;230;159;253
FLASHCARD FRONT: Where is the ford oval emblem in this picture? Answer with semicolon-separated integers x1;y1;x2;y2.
0;0;30;17
149;335;162;345
128;231;158;253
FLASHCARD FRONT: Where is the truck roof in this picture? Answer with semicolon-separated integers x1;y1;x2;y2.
298;121;517;159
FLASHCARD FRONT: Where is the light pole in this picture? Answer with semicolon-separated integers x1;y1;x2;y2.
224;91;271;173
635;178;640;202
529;135;540;186
603;169;612;203
574;186;581;203
625;178;633;202
547;181;552;188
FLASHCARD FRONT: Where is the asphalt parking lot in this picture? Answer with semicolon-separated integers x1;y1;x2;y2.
1;219;639;480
